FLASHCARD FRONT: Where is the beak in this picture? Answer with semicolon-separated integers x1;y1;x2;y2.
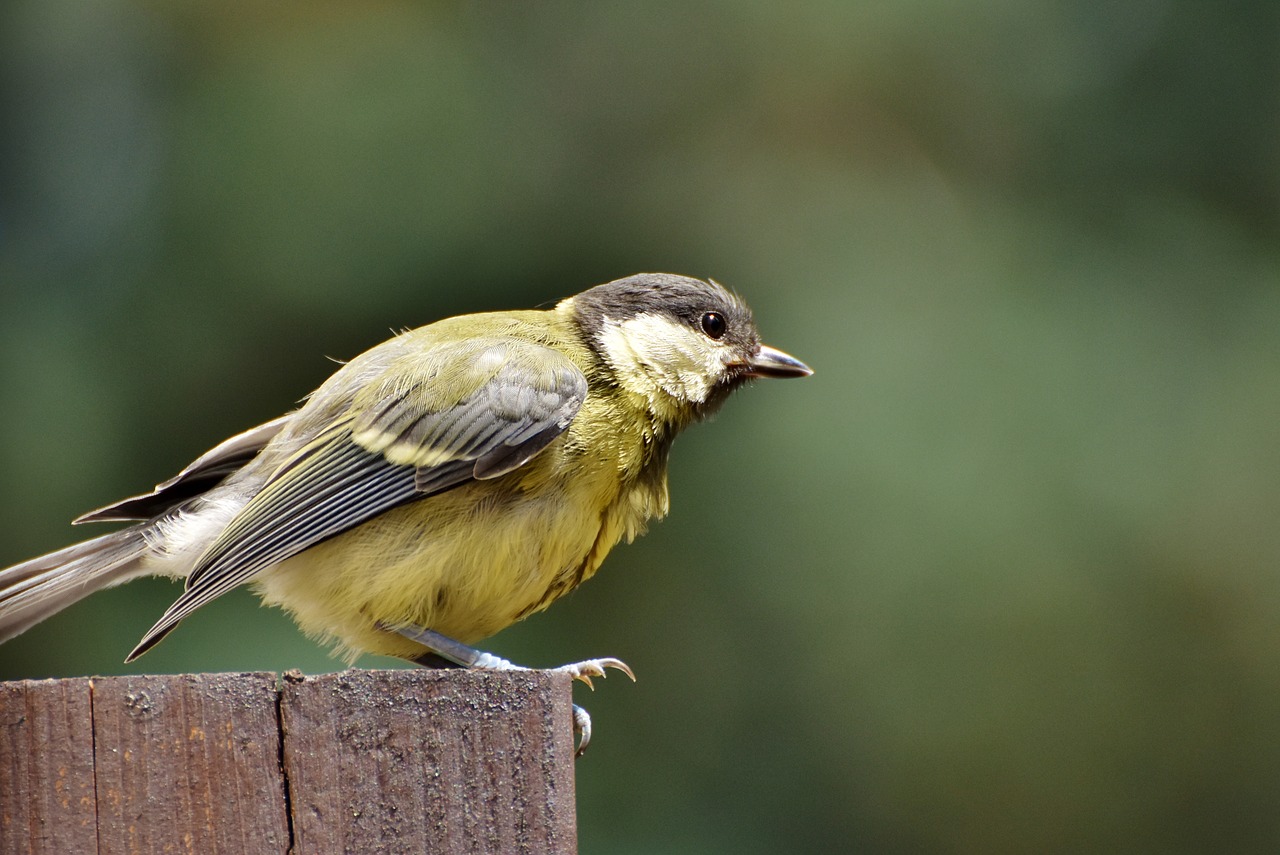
742;344;813;379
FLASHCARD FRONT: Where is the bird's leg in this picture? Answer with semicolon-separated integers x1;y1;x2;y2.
383;622;634;756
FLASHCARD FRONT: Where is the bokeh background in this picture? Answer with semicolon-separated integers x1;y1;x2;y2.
3;2;1279;852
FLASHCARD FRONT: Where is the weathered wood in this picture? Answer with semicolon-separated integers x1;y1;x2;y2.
280;669;578;855
91;672;291;855
0;677;97;854
0;670;578;854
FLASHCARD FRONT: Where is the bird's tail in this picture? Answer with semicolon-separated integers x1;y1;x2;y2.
0;528;151;643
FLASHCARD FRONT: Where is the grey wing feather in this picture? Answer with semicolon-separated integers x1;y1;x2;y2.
472;362;586;478
76;415;291;524
350;341;587;474
128;340;587;659
127;431;428;660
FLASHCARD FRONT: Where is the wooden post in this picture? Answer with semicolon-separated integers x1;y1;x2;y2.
0;670;578;855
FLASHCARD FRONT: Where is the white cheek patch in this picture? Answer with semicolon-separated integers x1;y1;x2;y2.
598;313;725;405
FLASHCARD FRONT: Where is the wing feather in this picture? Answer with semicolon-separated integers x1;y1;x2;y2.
129;336;587;659
76;415;291;524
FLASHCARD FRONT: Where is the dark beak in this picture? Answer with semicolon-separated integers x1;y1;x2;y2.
743;344;813;379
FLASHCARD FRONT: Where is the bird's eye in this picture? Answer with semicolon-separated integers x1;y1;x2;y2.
700;312;727;340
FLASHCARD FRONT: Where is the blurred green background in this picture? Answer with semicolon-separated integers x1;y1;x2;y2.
3;1;1279;852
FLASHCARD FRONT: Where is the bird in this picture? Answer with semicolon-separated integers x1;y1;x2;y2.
0;273;811;751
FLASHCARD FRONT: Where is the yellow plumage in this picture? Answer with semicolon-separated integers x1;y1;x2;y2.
255;383;670;662
0;274;809;687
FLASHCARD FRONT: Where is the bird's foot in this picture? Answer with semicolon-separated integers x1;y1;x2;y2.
383;622;635;755
549;657;636;689
572;704;593;757
464;651;634;689
451;653;633;755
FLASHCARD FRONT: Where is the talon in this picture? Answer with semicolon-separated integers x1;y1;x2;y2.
572;704;593;757
607;658;637;682
552;656;636;686
556;658;635;754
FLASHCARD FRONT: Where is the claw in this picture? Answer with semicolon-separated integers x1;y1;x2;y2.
552;657;636;690
572;704;593;757
553;659;634;755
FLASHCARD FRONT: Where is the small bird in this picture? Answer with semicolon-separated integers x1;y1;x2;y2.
0;273;810;750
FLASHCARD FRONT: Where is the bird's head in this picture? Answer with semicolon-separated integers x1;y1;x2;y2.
565;273;812;426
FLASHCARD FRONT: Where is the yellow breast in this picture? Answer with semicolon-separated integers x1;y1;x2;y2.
251;407;670;662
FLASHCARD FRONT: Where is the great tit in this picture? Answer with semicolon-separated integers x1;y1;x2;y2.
0;273;810;750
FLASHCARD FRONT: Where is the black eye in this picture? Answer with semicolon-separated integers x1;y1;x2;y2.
700;311;727;340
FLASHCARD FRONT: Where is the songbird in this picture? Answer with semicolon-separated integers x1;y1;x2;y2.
0;273;811;751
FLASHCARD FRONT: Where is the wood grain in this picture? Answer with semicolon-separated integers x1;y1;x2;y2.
0;677;97;854
280;669;578;855
91;672;291;855
0;670;576;854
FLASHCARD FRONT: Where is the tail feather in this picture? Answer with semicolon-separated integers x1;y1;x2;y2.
0;528;151;643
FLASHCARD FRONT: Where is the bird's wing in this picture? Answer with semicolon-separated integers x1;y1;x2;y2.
128;336;587;659
75;415;292;523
